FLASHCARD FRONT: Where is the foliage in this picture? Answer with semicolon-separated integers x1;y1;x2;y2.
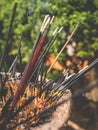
0;0;98;64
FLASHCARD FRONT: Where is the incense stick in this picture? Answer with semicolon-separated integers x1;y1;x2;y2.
11;16;51;108
47;24;79;74
0;3;17;71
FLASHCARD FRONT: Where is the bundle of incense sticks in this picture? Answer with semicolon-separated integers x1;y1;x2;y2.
0;3;98;130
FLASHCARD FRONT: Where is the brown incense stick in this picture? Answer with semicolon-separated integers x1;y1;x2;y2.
12;15;51;108
47;24;79;74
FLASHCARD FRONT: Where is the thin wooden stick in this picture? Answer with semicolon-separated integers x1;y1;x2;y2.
67;120;85;130
47;24;79;74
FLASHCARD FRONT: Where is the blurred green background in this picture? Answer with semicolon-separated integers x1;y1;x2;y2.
0;0;98;64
